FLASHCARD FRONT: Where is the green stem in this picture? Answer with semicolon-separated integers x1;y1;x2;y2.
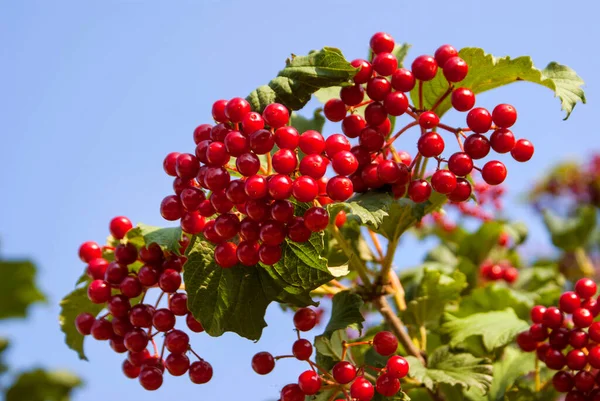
534;355;541;392
330;224;372;290
574;247;595;276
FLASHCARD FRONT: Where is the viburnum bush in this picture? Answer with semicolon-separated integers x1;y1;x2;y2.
58;32;593;400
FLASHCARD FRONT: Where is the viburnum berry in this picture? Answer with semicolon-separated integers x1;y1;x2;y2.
418;111;439;129
575;278;597;299
88;280;111;304
384;92;408;116
249;129;275;154
139;367;163;391
351;59;373;84
432;170;457;194
386;355;409;379
165;353;190;377
573;307;593;328
543;306;564;329
79;241;102;263
391;68;416;92
451;87;476;112
364;102;388;126
466;107;493;133
511;139;534;162
464;134;491;159
376;373;400;397
559;291;581;313
327;176;354;201
214;242;238;268
417;131;445;157
408;179;432;203
490;128;516;153
340;84;365;106
163;152;181;176
280;383;305;401
298;370;321;395
366;76;392;101
553;371;575;393
299;130;326;155
351;377;375;401
252;352;275;375
492;103;517;128
447;178;472;202
448;152;473;176
373;331;398;356
189;360;213;384
411;55;438;81
332;361;357;384
482;160;507;185
110;216;133;240
292;339;313;361
304;207;329;232
324;98;347;122
372;52;398;76
258;244;282;265
75;312;95;335
292;176;319;202
434;44;458;67
293;308;317;332
370;32;395;54
262;103;289;129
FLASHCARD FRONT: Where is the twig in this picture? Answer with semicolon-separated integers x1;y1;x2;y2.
330;225;372;290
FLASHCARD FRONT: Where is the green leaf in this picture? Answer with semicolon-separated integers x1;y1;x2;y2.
440;309;529;352
326;220;373;268
373;391;412;401
314;329;349;371
406;346;492;393
405;268;467;327
247;47;357;112
126;223;183;254
503;222;529;246
543;206;597;251
323;291;364;337
410;47;585;119
183;235;332;340
487;347;535;401
59;286;105;360
393;43;411;69
0;260;46;320
5;369;82;401
454;284;534;321
457;222;504;265
289;109;326;133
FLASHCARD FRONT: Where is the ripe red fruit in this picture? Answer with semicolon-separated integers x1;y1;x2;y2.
160;195;184;221
287;218;312;243
447;152;473;176
351;59;373;84
87;280;111;304
214;242;238;268
109;216;133;240
411;55;438;81
87;258;109;280
482;161;507;185
364;102;388;126
293;308;317;331
490;128;516;153
511;139;534;162
252;352;275;375
342;114;366;138
387;355;409;379
543;306;564;329
165;329;189;354
262;103;289;129
280;383;305;401
189;360;213;384
447;178;472;202
466;108;493;133
434;44;458;67
79;241;102;263
110;336;126;352
236;152;261;176
332;361;357;384
377;161;409;184
324;99;347;122
366;76;392;101
292;339;313;361
159;269;181;293
530;305;546;324
165;353;190;376
451;88;475;112
443;57;468;82
139;367;163;391
376;373;400;397
560;291;581;313
245;175;268;199
211;99;228;122
236;240;260;266
298;370;321;395
545;348;566;370
432;170;458;194
408;179;432;203
224;97;250;123
325;134;351;158
391;68;416;92
249;129;275;154
91;318;113;340
516;331;537;352
224;131;249;157
573;308;593;328
75;312;95;335
553;371;574;393
503;267;519;283
383;92;408;116
549;327;570;350
169;293;188;316
186;313;204;333
292;176;319;203
417;132;445;157
152;308;176;332
373;331;398;356
299;130;325;155
588;346;600;368
108;295;131;318
258;244;282;265
574;371;595;392
372;52;398;76
122;359;141;379
419;111;440;129
272;149;298;174
241;112;264;135
332;151;359;176
569;329;589;349
492;104;517;128
327;176;354;201
351;377;375;401
575;278;597;299
566;349;587;370
370;32;395;54
340;84;365;106
163;152;181;176
268;174;293;200
304;207;330;232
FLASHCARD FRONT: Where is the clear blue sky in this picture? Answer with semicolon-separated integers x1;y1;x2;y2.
0;1;596;400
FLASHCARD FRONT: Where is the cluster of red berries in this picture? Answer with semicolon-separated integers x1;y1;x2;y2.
322;32;534;204
74;216;211;391
517;278;600;400
479;259;518;284
251;308;410;401
159;98;355;268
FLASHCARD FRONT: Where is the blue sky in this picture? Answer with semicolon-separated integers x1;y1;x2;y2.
0;1;596;400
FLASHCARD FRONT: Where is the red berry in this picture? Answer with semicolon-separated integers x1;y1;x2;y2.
163;152;181;176
516;331;537;352
87;258;109;280
332;361;356;384
324;99;347;122
160;195;184;221
211;99;228;122
258;244;282;265
364;102;388;126
165;353;190;377
249;129;275;154
274;126;300;149
292;176;319;203
299;131;325;155
412;55;438;81
91;318;113;340
189;360;213;384
566;349;587;370
359;128;385;152
186;313;204;333
159;269;181;293
292;339;313;361
549;327;570;350
332;151;359;176
418;111;439;129
298;370;321;395
432;170;457;194
280;383;305;401
464;134;491;159
447;152;473;176
373;331;398;356
386;355;409;379
152;308;176;332
176;153;200;180
451;88;476;112
340;84;365;106
122;359;141;379
287;218;312;243
75;312;95;335
372;52;398;76
434;44;458;67
545;348;566;370
466;108;492;133
236;240;260;266
511;139;534;162
573;307;593;328
490;128;516;153
245;175;268;199
351;59;373;84
214;242;238;268
378;161;409;185
492;104;517;128
252;352;275;375
139;367;163;391
204;167;231;192
447;178;472;202
575;278;597;299
325;134;351;158
241;112;264;135
553;371;574;393
408;179;432;203
383;92;408;116
417;132;445;157
88;280;111;304
165;329;189;354
391;68;416;92
588;346;600;368
569;329;589;349
376;373;400;397
443;57;468;82
559;291;581;313
327;176;354;201
262;103;289;129
110;216;133;240
304;207;329;232
224;131;249;157
503;267;519;283
366;76;391;101
268;174;293;200
370;32;395;54
342;114;367;138
169;293;188;316
224;97;250;123
79;241;102;263
293;308;317;331
482;161;507;185
574;371;595;392
236;152;261;176
272;149;298;174
350;377;375;401
530;305;546;323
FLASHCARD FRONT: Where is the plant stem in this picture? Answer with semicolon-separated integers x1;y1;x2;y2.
266;152;272;175
373;295;424;364
418;80;424;110
534;355;541;392
368;230;385;261
388;269;407;311
330;224;372;290
430;86;453;112
419;325;427;351
385;121;419;147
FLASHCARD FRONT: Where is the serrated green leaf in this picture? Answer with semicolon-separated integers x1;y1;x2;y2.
405;268;467;327
410;47;585;119
393;43;411;69
59;286;105;360
5;369;82;401
314;329;349;371
247;47;356;112
487;347;535;401
290;109;326;133
323;291;364;337
440;309;529;352
457;222;504;265
543;206;596;251
126;223;183;254
406;346;492;392
184;234;331;340
0;260;46;320
327;220;373;268
455;284;534;321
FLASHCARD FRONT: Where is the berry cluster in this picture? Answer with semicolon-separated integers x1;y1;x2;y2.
517;278;600;400
160;99;345;268
479;259;519;284
252;308;410;401
322;32;534;204
75;216;211;391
